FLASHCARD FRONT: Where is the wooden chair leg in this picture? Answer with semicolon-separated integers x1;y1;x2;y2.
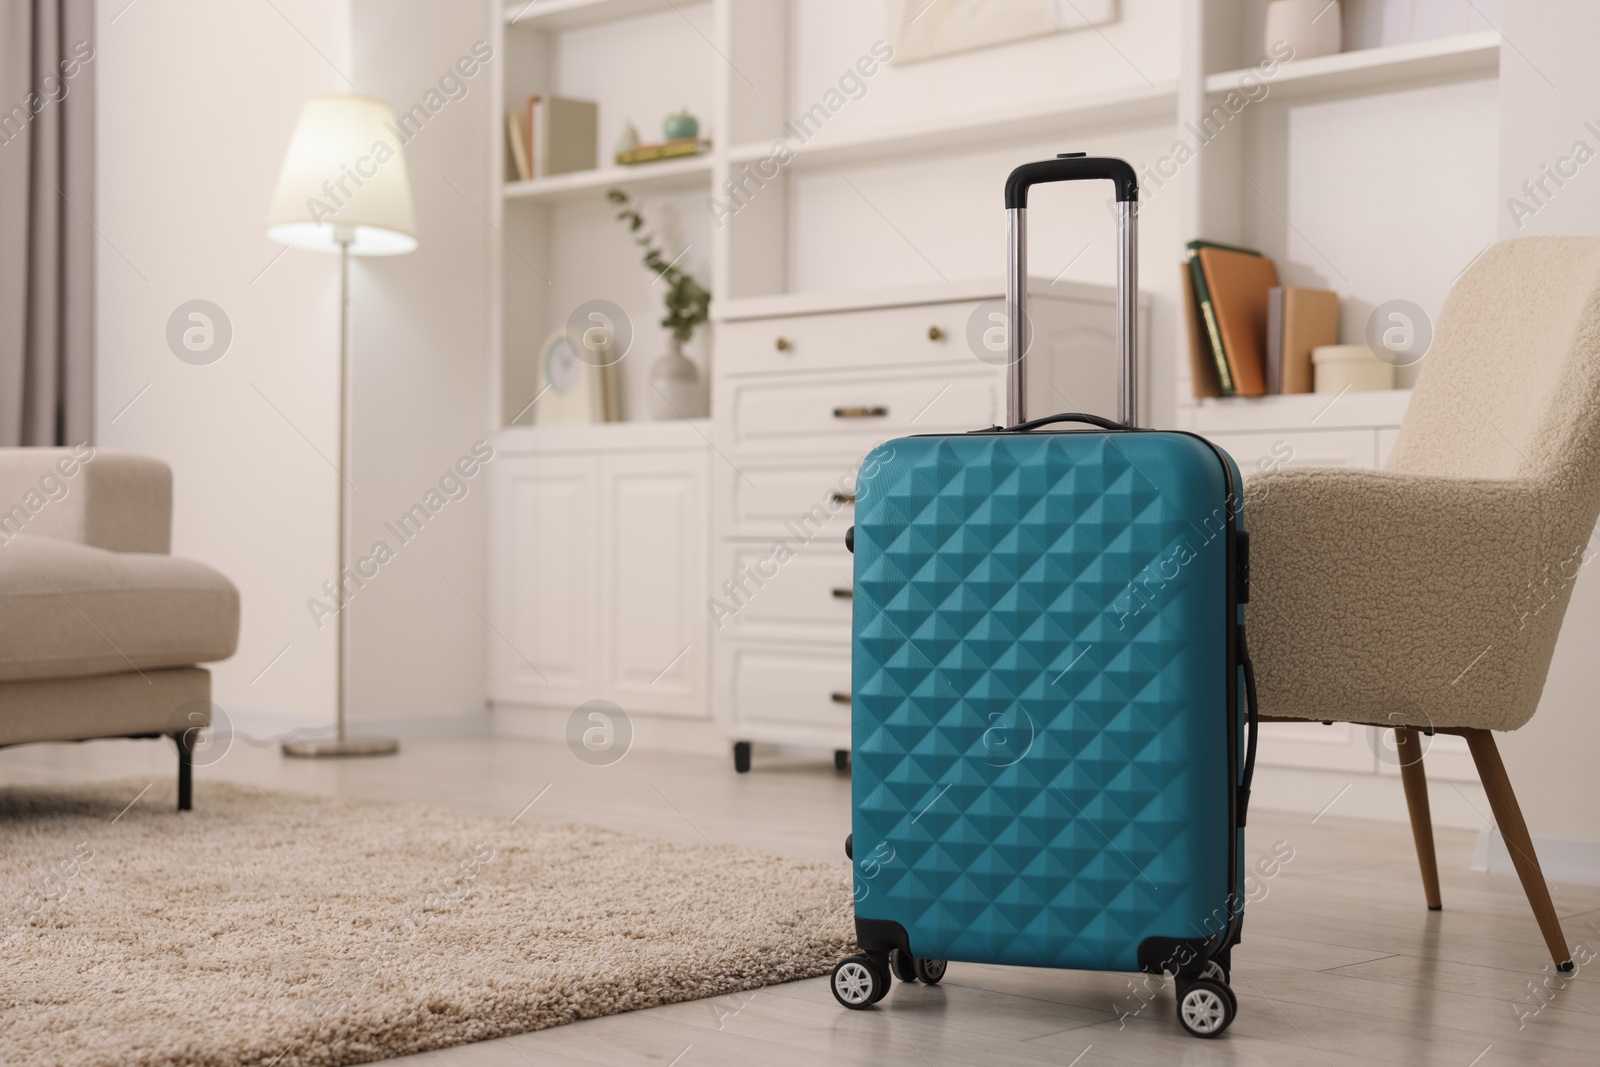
1462;728;1573;971
1395;727;1442;910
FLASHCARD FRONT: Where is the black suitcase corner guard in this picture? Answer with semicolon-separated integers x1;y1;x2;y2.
854;917;911;957
1137;936;1214;977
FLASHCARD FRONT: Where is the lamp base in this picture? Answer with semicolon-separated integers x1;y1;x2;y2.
282;737;400;758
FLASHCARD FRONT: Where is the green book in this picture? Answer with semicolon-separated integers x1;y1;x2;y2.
1185;239;1262;398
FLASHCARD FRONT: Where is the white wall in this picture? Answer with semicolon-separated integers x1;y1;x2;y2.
96;0;351;732
347;0;493;727
96;0;492;735
1493;3;1600;845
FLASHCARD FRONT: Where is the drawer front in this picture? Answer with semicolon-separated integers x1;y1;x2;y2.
713;543;853;639
723;644;853;732
729;368;1000;452
725;459;863;539
719;302;978;376
1204;428;1378;476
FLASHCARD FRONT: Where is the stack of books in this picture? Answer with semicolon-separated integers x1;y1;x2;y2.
615;137;711;166
505;95;598;182
1182;240;1339;398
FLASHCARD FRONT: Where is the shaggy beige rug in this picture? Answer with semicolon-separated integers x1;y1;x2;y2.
0;780;852;1067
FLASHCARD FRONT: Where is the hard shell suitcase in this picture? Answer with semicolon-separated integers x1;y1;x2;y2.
833;156;1259;1038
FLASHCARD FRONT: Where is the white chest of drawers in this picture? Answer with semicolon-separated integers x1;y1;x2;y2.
708;278;1145;768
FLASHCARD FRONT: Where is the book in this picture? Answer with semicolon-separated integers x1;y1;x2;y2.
1182;263;1224;398
1266;287;1284;394
505;110;531;182
1280;287;1339;394
534;97;547;180
616;137;710;166
1196;244;1279;397
1184;240;1261;396
530;95;597;178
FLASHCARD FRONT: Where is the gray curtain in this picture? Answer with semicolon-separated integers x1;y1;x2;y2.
0;0;93;446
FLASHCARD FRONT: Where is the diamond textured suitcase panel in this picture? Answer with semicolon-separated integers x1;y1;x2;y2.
851;431;1236;973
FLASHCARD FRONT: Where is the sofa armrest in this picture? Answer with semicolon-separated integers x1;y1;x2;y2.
0;447;172;553
1244;466;1575;730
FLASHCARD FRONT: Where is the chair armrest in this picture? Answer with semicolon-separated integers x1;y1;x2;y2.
1244;466;1575;731
0;447;172;553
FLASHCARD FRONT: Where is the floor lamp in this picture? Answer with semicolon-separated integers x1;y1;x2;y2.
265;95;418;758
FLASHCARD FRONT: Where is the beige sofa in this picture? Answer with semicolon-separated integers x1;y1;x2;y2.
0;448;240;809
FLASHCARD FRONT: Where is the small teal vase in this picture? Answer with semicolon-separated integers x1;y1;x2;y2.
663;109;699;141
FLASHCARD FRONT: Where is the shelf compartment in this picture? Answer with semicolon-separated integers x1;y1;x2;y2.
1204;31;1499;104
504;0;686;31
1182;388;1413;433
503;155;713;203
727;81;1177;172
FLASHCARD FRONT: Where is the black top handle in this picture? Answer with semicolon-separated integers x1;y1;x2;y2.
1005;412;1130;433
1005;154;1138;209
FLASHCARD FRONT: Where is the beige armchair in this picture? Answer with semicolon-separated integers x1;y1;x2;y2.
1247;236;1600;971
0;448;240;809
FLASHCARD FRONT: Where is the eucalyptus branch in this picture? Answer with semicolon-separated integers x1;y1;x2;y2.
607;189;711;344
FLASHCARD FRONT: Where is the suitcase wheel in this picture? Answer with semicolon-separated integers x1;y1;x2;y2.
887;949;947;986
1175;977;1236;1038
831;955;889;1009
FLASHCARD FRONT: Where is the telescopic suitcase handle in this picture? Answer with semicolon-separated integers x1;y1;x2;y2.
1005;153;1139;428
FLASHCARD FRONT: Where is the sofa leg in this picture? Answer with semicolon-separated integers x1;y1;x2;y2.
173;730;193;812
1462;729;1572;971
1396;727;1442;910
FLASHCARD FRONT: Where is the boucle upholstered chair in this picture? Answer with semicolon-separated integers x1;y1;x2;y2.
1247;237;1600;972
0;449;240;810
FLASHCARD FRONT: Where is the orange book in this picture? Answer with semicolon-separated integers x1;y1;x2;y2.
1197;246;1280;397
1281;287;1339;394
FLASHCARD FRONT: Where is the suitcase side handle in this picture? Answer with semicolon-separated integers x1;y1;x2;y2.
1005;154;1138;429
1238;630;1260;829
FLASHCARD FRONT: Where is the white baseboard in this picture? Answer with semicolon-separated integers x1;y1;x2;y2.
1250;765;1493;831
491;703;727;758
1473;829;1600;887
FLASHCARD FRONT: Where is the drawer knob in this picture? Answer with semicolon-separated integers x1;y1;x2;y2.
775;337;791;352
829;491;857;505
833;406;888;419
927;325;944;341
831;587;853;599
831;692;852;705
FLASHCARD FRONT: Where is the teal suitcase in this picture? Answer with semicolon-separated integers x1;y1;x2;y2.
831;157;1259;1039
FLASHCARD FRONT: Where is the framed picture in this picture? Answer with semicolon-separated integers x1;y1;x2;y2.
533;330;602;426
887;0;1117;65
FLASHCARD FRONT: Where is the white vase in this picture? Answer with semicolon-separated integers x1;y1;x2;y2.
1264;0;1342;61
648;338;706;420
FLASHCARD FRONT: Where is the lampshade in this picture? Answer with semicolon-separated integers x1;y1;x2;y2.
266;95;418;255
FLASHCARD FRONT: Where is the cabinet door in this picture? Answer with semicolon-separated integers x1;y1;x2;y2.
598;450;709;717
489;455;597;707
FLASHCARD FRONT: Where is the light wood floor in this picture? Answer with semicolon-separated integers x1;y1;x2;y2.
3;734;1598;1065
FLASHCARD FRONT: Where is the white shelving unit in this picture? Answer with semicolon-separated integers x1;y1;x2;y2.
502;155;713;203
724;81;1178;171
485;0;1507;771
1178;0;1501;781
1203;29;1499;102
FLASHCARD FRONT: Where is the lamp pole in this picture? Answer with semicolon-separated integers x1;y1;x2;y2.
283;229;398;758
